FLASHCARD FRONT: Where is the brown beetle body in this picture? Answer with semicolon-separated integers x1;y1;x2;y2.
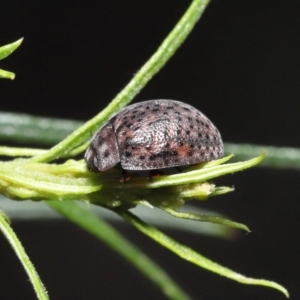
85;99;224;172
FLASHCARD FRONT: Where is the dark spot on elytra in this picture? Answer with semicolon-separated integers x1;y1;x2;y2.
187;117;192;122
140;155;145;160
189;144;195;148
96;139;103;146
177;117;182;121
190;125;194;129
104;150;110;158
178;141;183;146
186;130;191;135
146;106;150;109
205;134;210;140
125;151;131;157
187;150;193;156
137;118;143;122
167;106;174;109
126;123;133;128
183;107;190;111
131;115;136;119
152;108;160;112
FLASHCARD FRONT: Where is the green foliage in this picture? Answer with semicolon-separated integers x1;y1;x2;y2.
0;1;289;299
0;38;23;79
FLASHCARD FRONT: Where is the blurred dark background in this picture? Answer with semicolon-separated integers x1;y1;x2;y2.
1;1;300;299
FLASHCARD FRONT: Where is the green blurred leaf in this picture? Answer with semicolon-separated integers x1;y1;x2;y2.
0;69;16;79
0;38;23;80
0;38;23;60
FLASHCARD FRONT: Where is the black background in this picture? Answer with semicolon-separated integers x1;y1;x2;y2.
1;1;300;299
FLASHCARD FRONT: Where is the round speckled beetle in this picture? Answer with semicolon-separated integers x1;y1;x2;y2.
85;99;224;173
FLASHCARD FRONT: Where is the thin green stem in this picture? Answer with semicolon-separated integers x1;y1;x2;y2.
0;69;15;79
29;0;211;163
48;200;192;300
0;146;46;157
117;209;289;298
0;38;23;80
162;208;250;232
0;210;49;300
0;38;23;60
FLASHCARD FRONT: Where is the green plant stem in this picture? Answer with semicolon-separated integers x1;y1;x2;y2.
140;153;264;188
29;0;211;163
0;146;46;157
0;112;82;145
48;200;192;300
225;142;300;169
0;38;23;60
0;69;15;79
0;210;49;300
0;38;23;79
162;208;250;232
117;209;289;298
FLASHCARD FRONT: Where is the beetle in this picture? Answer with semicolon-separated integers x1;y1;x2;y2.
85;99;223;177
